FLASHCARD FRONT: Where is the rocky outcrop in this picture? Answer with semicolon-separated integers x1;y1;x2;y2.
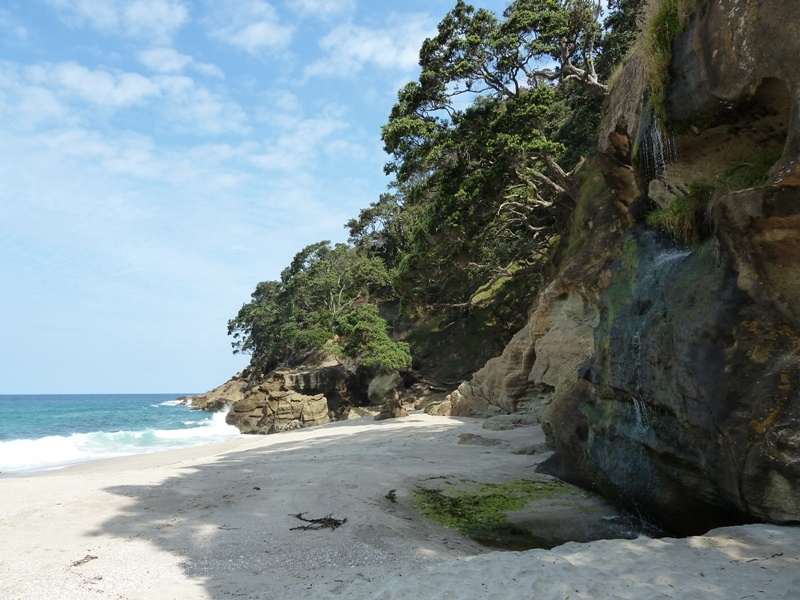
196;358;421;432
228;389;331;434
450;283;601;420
190;370;250;412
668;0;800;166
223;361;353;434
469;0;800;533
550;0;800;532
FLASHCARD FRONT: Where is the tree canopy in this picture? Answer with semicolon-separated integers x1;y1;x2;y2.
227;241;409;373
350;0;616;307
230;0;644;376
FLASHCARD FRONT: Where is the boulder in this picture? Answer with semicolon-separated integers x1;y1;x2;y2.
446;387;503;418
208;358;356;435
367;372;402;406
226;389;332;434
422;397;453;417
374;398;409;421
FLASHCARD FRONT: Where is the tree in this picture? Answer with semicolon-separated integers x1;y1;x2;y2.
596;0;647;79
359;0;612;306
334;304;412;371
229;0;642;373
280;241;389;320
228;242;391;373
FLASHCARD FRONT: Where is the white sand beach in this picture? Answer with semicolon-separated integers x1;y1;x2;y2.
1;412;798;599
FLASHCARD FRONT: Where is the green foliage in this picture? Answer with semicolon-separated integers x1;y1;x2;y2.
414;480;568;549
362;0;624;308
228;242;391;372
716;152;779;194
643;0;707;120
334;304;412;371
646;182;712;246
229;0;642;377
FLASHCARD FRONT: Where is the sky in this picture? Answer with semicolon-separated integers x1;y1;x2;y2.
0;0;513;394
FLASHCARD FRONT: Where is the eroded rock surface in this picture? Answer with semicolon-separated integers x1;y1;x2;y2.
223;362;353;434
190;370;250;412
470;0;800;532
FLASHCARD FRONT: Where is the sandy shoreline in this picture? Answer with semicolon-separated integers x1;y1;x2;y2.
1;412;797;599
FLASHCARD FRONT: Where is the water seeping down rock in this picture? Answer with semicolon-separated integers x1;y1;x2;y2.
458;0;800;534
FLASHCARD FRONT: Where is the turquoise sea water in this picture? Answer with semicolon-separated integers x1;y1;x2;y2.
0;394;241;474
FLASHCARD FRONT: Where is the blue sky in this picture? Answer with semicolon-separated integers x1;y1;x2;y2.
0;0;512;394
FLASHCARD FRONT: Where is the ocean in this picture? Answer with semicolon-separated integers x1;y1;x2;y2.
0;394;241;474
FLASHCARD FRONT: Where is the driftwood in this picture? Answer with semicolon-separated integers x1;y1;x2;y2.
71;555;98;567
290;512;347;531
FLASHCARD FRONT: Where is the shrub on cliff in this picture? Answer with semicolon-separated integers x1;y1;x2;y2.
333;305;412;372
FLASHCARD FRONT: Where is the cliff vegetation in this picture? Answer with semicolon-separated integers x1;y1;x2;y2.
228;0;643;384
215;0;800;534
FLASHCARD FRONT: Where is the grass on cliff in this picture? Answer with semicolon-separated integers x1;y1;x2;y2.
646;182;713;246
642;0;708;120
716;152;781;193
413;480;569;550
647;150;780;246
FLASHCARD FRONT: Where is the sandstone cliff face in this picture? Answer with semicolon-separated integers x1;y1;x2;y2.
468;0;800;533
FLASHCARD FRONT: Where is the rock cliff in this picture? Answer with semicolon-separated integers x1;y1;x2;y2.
463;0;800;533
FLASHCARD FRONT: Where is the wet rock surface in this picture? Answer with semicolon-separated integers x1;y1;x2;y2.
467;0;800;532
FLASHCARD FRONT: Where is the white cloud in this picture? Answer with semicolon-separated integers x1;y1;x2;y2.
286;0;356;19
138;47;192;73
323;138;368;161
29;61;161;107
156;75;250;135
250;115;347;171
207;0;293;55
138;48;225;78
305;14;434;79
122;0;189;40
46;0;188;42
4;61;246;135
0;9;29;41
0;62;68;127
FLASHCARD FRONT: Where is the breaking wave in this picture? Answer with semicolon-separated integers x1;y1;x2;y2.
0;410;240;473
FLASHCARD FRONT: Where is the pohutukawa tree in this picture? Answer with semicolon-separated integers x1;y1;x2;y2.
353;0;611;306
231;0;645;372
228;241;410;374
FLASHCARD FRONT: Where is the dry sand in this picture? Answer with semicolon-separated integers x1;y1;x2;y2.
0;412;797;599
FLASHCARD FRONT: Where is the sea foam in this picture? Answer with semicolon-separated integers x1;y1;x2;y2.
0;410;240;474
